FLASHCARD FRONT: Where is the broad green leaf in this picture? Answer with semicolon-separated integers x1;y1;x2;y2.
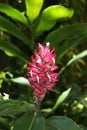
52;88;71;111
0;99;32;117
9;77;30;86
13;110;45;130
25;0;44;22
35;5;74;34
31;112;45;130
0;3;28;26
46;116;83;130
66;50;87;66
0;38;28;63
44;23;87;61
41;88;71;114
44;23;87;47
0;16;33;49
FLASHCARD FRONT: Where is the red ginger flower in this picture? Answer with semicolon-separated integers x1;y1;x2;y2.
27;43;58;101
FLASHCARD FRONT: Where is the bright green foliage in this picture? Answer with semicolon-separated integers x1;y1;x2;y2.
0;3;28;26
9;77;30;86
35;5;74;34
41;88;71;114
52;88;71;110
25;0;44;22
0;0;86;130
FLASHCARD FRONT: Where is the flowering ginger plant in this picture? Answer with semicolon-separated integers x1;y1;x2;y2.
27;43;58;110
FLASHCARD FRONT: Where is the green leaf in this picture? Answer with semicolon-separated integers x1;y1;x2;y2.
8;77;30;86
31;112;45;130
67;50;87;66
46;116;83;130
0;16;33;49
35;5;74;34
0;3;28;26
44;23;87;47
41;88;71;114
0;99;32;117
44;23;87;61
25;0;44;22
53;88;71;111
0;38;29;63
13;110;45;130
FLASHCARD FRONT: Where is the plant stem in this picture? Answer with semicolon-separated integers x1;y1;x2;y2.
33;95;41;112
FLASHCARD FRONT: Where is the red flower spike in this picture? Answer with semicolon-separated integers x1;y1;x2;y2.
27;43;58;101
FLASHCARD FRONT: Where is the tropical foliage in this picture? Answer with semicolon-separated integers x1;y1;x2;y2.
0;0;87;130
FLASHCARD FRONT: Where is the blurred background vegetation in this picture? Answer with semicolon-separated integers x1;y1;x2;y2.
0;0;87;130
